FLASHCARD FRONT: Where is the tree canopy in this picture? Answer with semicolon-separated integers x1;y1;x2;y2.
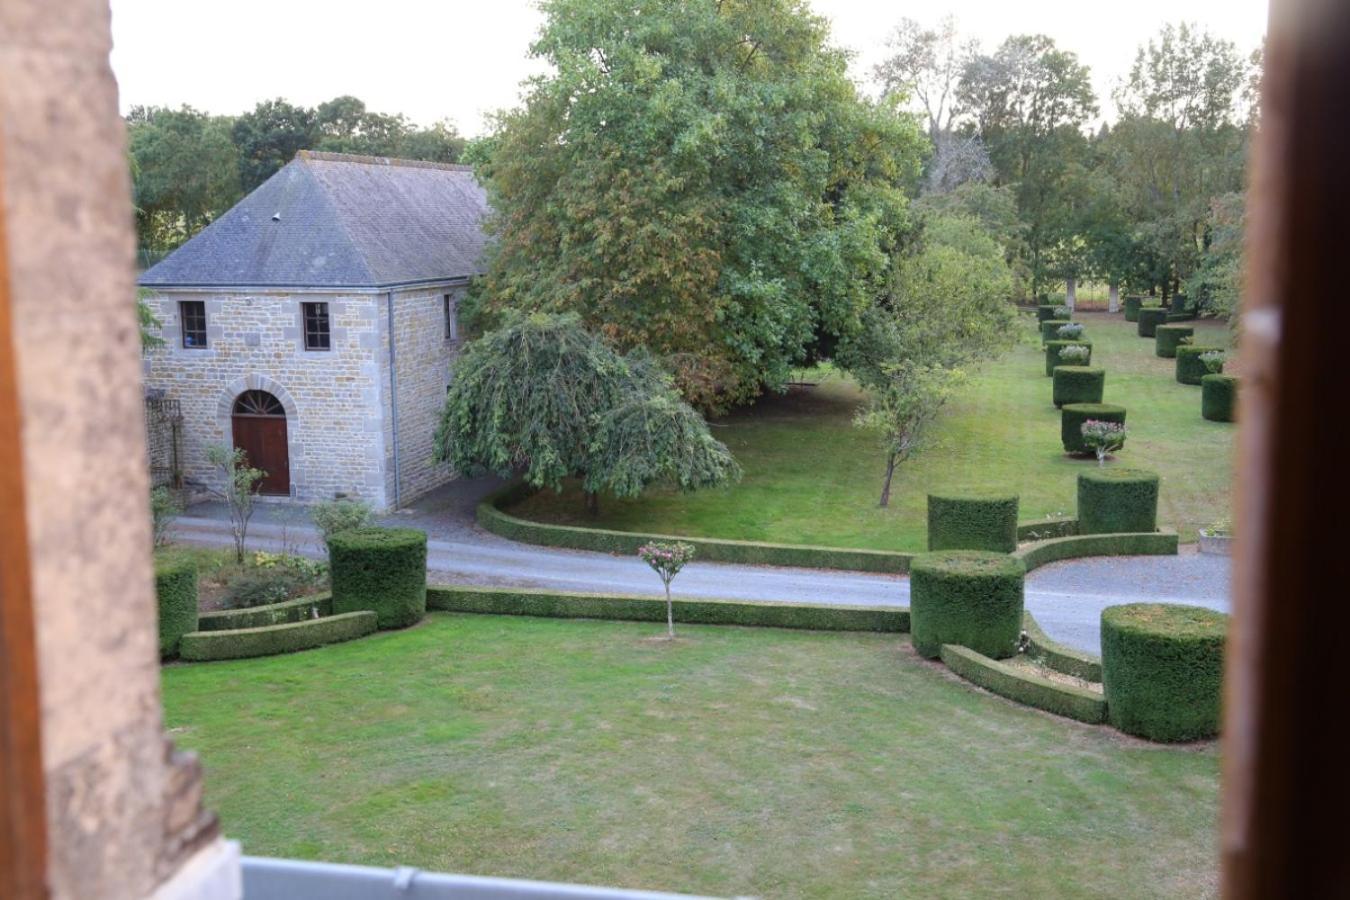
468;0;926;411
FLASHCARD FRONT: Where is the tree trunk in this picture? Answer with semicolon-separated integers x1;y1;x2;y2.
1065;277;1077;311
665;582;674;639
1108;282;1120;313
878;453;898;508
585;491;599;516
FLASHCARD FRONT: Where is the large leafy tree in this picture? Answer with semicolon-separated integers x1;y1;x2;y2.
468;0;924;411
434;313;739;511
127;106;242;252
230;98;318;191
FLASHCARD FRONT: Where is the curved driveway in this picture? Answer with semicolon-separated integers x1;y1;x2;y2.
172;476;1230;655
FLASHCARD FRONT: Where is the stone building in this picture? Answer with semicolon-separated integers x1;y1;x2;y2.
139;150;489;509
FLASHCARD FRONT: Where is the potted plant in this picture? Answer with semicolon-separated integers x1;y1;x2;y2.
1198;517;1233;556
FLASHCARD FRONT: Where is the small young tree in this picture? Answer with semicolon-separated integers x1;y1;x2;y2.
638;541;696;639
1080;420;1127;466
149;485;181;547
207;444;265;562
855;365;957;507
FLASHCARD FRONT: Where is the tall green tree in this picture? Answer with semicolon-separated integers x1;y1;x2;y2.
231;98;318;191
468;0;924;411
127;106;242;252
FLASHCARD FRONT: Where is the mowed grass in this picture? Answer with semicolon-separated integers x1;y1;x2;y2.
163;613;1219;898
514;312;1235;550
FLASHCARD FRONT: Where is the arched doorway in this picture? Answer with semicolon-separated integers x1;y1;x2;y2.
231;390;290;496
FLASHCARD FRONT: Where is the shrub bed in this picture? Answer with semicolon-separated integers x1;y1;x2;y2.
1176;346;1224;385
927;493;1019;553
909;551;1024;660
1035;304;1059;322
155;556;199;659
1077;468;1160;535
1013;531;1178;573
1136;307;1169;337
328;527;428;629
1154;324;1194;358
1060;403;1126;455
1122;296;1144;321
426;585;909;633
179;611;378;662
198;594;333;631
1052;366;1105;408
1043;340;1092;376
1201;374;1238;422
940;645;1106;724
1039;319;1071;344
480;482;914;574
1101;603;1227;742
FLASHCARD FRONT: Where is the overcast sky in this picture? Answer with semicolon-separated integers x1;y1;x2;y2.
109;0;1268;136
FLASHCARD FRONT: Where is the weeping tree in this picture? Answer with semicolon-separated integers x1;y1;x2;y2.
434;313;739;512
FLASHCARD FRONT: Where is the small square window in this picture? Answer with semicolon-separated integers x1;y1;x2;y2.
179;301;207;348
303;302;331;351
443;293;458;341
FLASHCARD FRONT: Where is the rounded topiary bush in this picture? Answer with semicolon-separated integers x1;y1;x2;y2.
1039;319;1071;344
328;527;428;629
155;556;199;659
1154;324;1194;358
1044;340;1092;376
1036;304;1059;323
927;493;1019;553
1201;373;1238;422
1052;366;1105;408
1123;296;1144;321
1136;307;1169;337
1077;467;1159;534
909;551;1025;660
1176;346;1224;385
1101;603;1227;742
1061;403;1126;454
1169;293;1190;315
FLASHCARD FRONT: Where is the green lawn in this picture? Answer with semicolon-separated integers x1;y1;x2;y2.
513;311;1236;551
164;613;1219;898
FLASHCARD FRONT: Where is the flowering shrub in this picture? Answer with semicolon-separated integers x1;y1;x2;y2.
1053;305;1071;318
638;541;696;638
1080;419;1127;466
1199;350;1226;373
1058;344;1091;364
1056;323;1084;340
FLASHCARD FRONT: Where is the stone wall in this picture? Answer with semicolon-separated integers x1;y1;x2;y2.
388;284;463;503
142;290;391;508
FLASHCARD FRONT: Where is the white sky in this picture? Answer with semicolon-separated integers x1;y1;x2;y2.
109;0;1268;136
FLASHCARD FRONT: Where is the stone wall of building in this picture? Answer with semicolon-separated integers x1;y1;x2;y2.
141;290;391;508
387;284;463;504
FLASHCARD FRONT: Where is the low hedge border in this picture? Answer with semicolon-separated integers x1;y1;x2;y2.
178;611;378;661
939;644;1106;725
198;594;334;631
1016;517;1079;542
426;585;910;632
1013;531;1179;573
1022;610;1102;681
479;481;914;574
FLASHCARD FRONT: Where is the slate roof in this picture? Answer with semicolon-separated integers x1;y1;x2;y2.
139;151;490;290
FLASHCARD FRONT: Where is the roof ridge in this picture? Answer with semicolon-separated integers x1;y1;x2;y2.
295;149;474;173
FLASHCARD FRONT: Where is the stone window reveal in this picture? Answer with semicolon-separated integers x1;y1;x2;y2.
302;302;330;351
179;300;207;348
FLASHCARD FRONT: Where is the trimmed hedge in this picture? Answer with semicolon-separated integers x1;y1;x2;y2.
1052;366;1104;408
1043;340;1092;376
178;611;378;661
1170;293;1190;314
1136;307;1169;337
479;481;914;574
1013;531;1178;573
1016;517;1079;542
1154;324;1194;358
328;527;428;629
1035;304;1060;322
1122;296;1144;321
927;493;1019;553
1101;603;1227;742
1022;611;1102;682
1039;319;1071;344
1201;374;1238;422
426;585;909;632
198;594;333;631
1176;346;1224;385
1077;468;1160;535
155;557;199;659
940;644;1106;724
909;551;1024;660
1060;403;1126;454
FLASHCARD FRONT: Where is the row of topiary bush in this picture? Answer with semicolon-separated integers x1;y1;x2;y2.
1124;299;1239;423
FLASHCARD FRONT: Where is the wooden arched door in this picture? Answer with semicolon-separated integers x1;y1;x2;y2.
230;390;290;496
